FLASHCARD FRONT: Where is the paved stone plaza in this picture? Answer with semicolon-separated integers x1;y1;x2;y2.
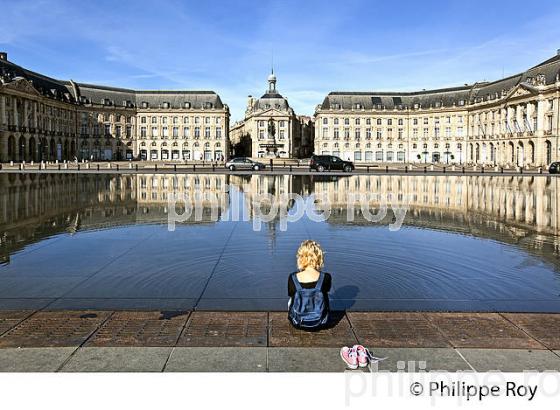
0;310;559;372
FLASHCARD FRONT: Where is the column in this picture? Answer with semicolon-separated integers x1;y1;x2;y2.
13;97;18;127
0;95;5;126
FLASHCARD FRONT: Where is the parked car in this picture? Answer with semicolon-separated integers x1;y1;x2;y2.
225;157;266;171
309;155;354;172
549;161;560;174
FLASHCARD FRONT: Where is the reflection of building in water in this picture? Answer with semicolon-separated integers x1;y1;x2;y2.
313;175;560;258
135;174;229;223
0;173;229;261
1;173;560;261
313;175;559;232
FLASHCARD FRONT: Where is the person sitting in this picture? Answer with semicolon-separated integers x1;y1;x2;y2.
288;240;331;330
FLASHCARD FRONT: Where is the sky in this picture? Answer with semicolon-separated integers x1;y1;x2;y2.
1;0;560;121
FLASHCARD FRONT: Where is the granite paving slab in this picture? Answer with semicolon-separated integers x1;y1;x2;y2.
177;312;268;347
502;313;560;350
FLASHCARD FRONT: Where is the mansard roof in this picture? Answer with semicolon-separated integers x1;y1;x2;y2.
319;53;560;110
0;57;225;109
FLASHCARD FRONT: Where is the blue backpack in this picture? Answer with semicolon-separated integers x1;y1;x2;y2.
288;272;329;329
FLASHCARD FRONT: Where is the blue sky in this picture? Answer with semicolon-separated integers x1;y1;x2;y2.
1;0;560;120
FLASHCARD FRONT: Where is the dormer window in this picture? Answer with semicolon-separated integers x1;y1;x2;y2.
414;103;420;110
355;103;362;109
184;102;191;108
205;102;213;109
142;101;149;108
458;99;465;106
434;101;441;108
163;102;170;109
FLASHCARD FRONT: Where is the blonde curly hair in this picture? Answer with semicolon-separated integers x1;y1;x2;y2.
296;240;324;271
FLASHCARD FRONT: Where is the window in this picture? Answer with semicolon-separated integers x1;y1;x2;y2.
151;126;158;137
104;124;111;136
413;118;418;125
355;118;360;125
398;119;403;126
140;127;147;138
172;127;179;138
387;119;393;126
162;126;168;138
354;151;362;161
376;118;382;125
205;127;211;138
141;116;146;124
194;127;200;138
115;125;121;138
375;151;383;161
216;127;222;138
183;127;190;138
151;117;157;124
322;118;328;125
322;128;328;138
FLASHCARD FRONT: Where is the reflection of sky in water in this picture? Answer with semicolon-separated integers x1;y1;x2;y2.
0;173;559;312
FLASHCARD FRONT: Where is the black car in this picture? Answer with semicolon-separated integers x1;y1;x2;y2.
549;162;560;174
309;155;354;172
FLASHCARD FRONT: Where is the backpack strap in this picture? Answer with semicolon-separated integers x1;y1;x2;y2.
315;271;325;290
291;272;303;291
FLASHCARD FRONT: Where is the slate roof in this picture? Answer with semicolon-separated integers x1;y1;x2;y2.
319;54;560;110
0;57;224;109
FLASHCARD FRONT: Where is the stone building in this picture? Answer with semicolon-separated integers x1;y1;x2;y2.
230;72;314;158
0;52;230;162
315;53;560;167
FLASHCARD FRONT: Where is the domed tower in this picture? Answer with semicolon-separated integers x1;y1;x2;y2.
267;71;277;93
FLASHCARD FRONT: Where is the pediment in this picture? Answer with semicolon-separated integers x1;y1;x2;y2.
2;77;42;97
252;108;290;117
504;83;538;101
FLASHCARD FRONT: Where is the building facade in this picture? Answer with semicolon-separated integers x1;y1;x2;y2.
0;52;230;162
230;72;314;158
315;53;560;167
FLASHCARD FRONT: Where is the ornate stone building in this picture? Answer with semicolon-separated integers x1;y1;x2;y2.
0;52;230;162
315;53;560;167
230;72;314;158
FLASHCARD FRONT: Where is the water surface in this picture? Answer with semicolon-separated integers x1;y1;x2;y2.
1;173;559;312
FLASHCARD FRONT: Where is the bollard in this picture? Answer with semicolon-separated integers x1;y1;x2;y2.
174;164;177;172
283;161;286;167
155;164;158;172
539;167;543;174
520;167;523;174
386;165;388;173
135;164;138;172
424;166;427;173
367;166;370;173
289;164;292;172
58;164;61;170
270;159;273;171
116;164;119;171
97;164;100;171
77;164;80;171
212;163;215;172
404;166;408;173
481;166;484;173
462;166;465;174
501;167;504;174
443;166;446;173
193;164;196;172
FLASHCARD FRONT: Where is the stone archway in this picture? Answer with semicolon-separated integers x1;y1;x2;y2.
18;136;25;162
8;135;16;162
527;140;535;165
28;137;36;162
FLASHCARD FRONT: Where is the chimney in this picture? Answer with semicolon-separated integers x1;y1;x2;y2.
0;52;7;61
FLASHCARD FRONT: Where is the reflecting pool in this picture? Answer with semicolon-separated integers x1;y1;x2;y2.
1;173;559;312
